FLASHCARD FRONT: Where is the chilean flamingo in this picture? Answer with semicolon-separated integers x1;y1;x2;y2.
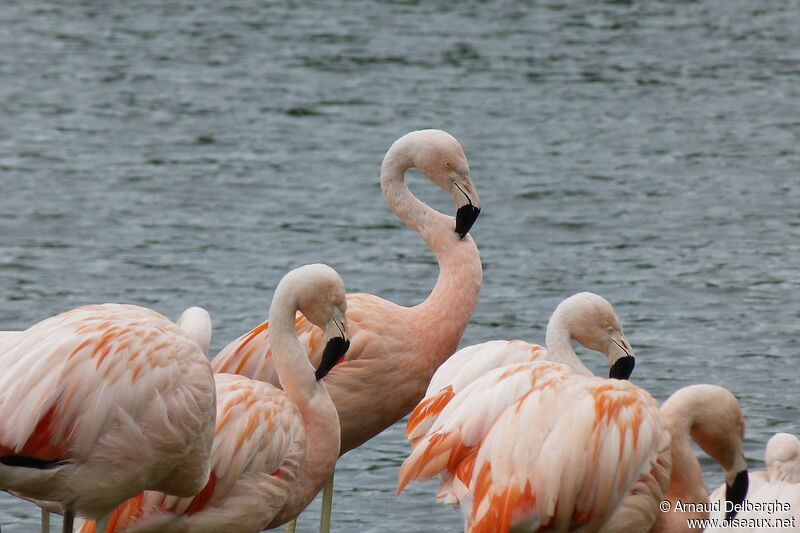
398;360;672;532
211;130;482;527
706;432;800;532
405;292;636;452
76;263;350;533
0;303;217;533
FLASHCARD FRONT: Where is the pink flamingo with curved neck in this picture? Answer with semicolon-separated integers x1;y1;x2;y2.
212;130;482;455
211;130;482;454
212;129;481;530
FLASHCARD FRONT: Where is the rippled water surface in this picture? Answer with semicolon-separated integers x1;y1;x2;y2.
1;1;799;531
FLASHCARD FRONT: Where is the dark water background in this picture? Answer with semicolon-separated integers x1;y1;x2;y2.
1;0;799;530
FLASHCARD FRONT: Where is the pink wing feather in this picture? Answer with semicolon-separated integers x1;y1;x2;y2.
468;377;669;532
405;340;546;444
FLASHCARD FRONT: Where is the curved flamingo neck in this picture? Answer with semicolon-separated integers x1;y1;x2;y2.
380;151;482;367
544;313;591;374
380;150;442;238
268;289;319;404
267;288;340;526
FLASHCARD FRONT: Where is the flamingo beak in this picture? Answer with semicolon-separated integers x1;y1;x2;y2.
455;205;481;239
609;356;635;379
608;331;635;379
725;469;749;521
315;317;349;381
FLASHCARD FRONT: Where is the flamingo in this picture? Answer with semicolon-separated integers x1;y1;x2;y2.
405;292;636;452
0;303;217;533
212;129;482;454
76;263;350;533
397;360;672;532
705;432;800;532
648;384;750;532
211;130;482;526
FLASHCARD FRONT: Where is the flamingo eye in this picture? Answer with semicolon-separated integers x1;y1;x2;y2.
603;319;611;327
442;159;451;169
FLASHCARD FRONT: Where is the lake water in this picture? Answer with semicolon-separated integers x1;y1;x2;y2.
1;0;798;531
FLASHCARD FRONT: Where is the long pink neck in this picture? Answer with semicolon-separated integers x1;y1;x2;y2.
267;290;340;527
380;152;482;371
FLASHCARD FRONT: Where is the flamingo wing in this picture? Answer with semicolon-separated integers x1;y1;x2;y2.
468;377;669;533
398;361;571;494
0;304;214;465
406;340;545;443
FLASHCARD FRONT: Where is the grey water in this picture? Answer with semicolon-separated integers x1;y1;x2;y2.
1;0;799;531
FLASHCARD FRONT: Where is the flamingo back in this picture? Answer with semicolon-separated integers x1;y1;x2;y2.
406;340;545;445
467;376;669;533
0;304;216;516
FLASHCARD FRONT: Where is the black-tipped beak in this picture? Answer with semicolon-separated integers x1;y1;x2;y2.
609;356;635;380
315;337;350;381
725;470;749;521
455;205;481;239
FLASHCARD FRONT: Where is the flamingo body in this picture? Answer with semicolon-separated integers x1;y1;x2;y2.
0;304;216;520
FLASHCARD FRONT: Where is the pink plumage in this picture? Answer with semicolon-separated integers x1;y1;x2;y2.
0;303;216;524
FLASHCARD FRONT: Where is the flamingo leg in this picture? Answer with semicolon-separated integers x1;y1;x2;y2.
41;509;50;533
61;508;74;533
284;518;297;533
319;471;334;533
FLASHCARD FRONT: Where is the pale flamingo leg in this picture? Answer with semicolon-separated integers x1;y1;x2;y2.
41;509;49;533
61;508;74;533
284;518;297;533
319;472;334;533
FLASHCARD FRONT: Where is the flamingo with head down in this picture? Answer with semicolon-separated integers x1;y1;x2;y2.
77;264;351;533
405;291;636;453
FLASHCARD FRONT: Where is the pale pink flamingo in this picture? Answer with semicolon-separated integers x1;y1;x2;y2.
212;129;482;454
211;130;481;526
706;432;800;532
76;263;350;533
397;360;672;532
405;292;636;453
650;384;749;533
0;303;217;533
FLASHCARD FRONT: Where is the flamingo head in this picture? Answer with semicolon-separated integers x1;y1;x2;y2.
285;264;351;380
399;129;482;238
553;292;636;379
